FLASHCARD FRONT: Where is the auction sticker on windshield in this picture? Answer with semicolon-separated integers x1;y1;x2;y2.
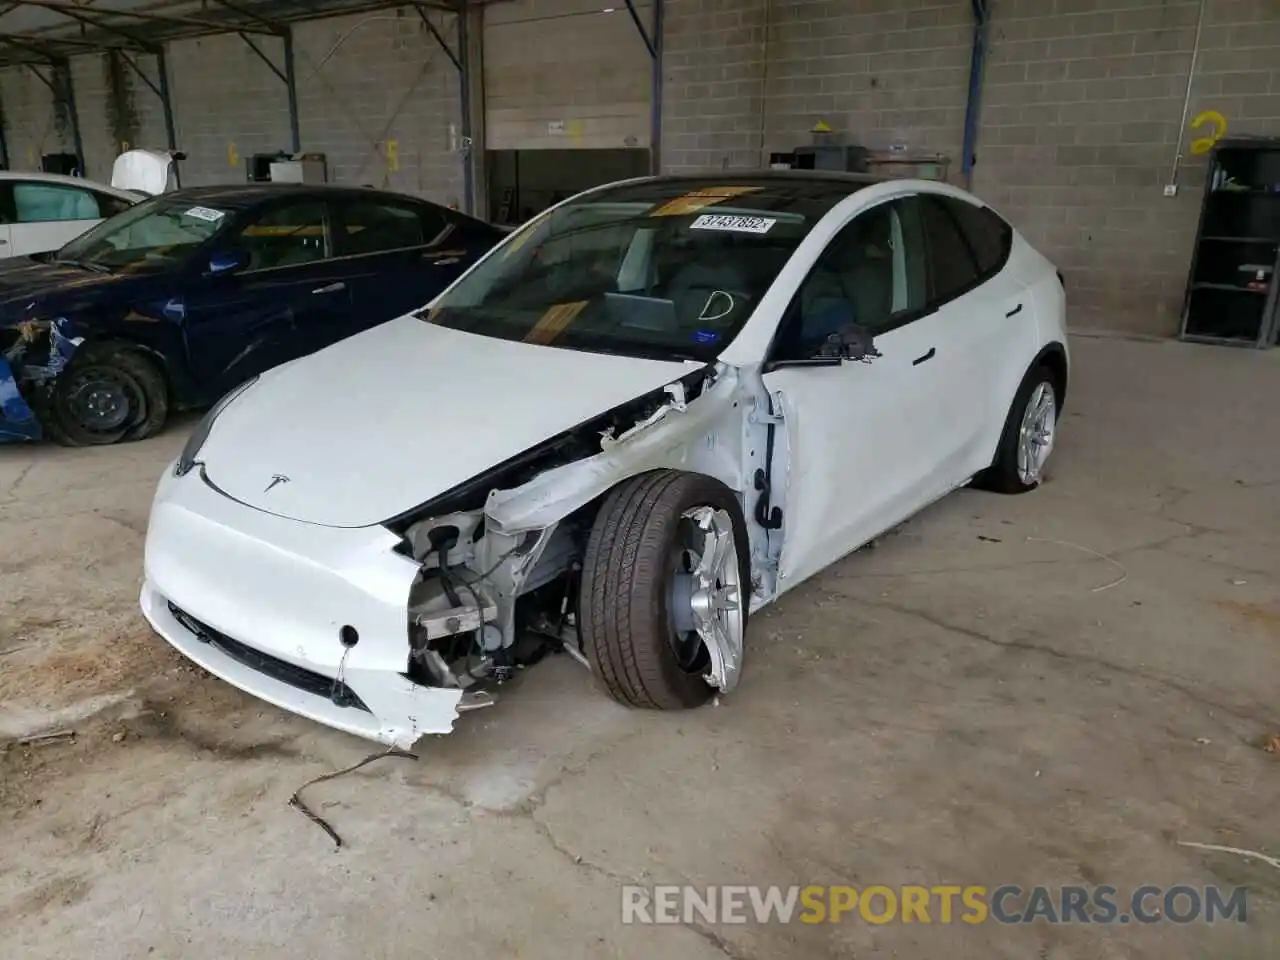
690;214;776;234
183;206;227;223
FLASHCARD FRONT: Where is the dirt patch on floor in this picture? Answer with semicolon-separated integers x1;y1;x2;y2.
1214;598;1280;633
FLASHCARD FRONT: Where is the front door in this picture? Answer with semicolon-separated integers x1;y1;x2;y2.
761;196;956;593
181;197;354;399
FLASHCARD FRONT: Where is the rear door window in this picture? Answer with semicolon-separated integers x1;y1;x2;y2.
336;199;443;257
920;196;981;304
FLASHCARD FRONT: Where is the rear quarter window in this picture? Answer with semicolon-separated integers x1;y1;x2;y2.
946;197;1012;278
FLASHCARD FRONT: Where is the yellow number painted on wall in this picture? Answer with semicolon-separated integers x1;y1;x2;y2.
385;139;400;173
1190;110;1228;155
228;141;240;168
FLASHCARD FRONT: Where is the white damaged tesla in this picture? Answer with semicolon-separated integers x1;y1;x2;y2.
140;172;1069;748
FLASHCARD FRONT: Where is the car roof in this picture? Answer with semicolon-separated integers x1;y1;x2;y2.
155;183;450;212
0;170;138;199
578;170;890;220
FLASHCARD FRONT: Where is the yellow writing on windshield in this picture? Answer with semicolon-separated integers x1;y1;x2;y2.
649;185;762;217
524;301;588;345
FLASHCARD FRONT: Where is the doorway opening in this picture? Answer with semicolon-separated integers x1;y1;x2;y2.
487;148;651;226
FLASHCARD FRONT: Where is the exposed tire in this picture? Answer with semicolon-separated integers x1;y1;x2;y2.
973;363;1059;494
44;343;168;446
579;470;750;710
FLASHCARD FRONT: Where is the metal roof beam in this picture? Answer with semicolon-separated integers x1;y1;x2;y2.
0;30;138;51
32;5;161;51
411;4;459;73
3;0;277;35
202;0;285;34
0;32;55;61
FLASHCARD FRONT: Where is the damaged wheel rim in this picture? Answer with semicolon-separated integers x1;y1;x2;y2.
63;368;143;435
669;506;743;691
1016;382;1056;485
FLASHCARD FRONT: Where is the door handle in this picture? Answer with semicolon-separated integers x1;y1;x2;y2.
1005;303;1023;318
312;281;345;294
429;256;461;266
912;347;936;366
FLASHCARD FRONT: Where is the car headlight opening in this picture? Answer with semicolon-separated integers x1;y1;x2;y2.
174;375;258;477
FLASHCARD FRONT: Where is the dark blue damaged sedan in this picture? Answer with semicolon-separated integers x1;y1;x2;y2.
0;183;503;444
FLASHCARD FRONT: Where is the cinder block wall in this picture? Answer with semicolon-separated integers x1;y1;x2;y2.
662;0;1280;337
0;67;75;171
165;32;293;187
0;5;462;205
290;8;462;201
72;53;170;182
165;8;460;201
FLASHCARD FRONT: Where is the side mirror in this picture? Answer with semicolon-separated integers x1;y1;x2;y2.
816;322;881;363
207;248;249;276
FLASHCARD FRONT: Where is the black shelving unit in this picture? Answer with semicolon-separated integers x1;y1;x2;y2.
1181;138;1280;348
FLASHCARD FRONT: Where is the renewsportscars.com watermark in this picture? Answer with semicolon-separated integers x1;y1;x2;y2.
621;884;1249;926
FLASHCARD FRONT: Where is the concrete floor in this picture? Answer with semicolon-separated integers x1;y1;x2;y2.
0;335;1276;959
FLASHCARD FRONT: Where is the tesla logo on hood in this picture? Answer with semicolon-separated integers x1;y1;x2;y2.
264;474;290;493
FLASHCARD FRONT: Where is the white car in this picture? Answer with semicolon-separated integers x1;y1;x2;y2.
0;171;142;258
140;173;1068;749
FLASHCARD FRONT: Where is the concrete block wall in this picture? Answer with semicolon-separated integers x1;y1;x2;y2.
71;53;170;182
164;9;461;201
0;66;73;172
0;6;462;203
290;8;462;201
974;0;1280;334
165;32;293;187
484;0;653;150
662;0;1280;336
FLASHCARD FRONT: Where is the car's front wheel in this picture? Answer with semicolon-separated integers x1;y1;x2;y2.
43;343;169;446
579;470;750;709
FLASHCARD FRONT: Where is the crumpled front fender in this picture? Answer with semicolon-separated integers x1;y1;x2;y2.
0;356;40;442
0;317;86;443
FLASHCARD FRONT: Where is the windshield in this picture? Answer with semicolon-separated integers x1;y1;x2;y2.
426;177;864;362
56;196;233;273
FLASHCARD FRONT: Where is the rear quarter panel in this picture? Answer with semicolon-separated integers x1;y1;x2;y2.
973;231;1065;465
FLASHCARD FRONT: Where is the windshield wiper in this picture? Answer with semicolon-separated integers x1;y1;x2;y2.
555;341;703;363
55;258;111;274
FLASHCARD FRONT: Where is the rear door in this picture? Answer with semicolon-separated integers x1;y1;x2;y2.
331;197;484;320
917;194;1034;481
181;196;356;398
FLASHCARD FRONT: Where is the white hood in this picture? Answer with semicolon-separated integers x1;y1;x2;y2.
201;316;699;528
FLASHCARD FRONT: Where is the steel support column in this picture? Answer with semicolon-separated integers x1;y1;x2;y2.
414;2;474;214
0;91;9;169
624;0;661;174
56;59;83;174
156;48;179;177
237;29;300;152
960;0;990;188
650;0;663;174
456;3;473;215
282;29;300;153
